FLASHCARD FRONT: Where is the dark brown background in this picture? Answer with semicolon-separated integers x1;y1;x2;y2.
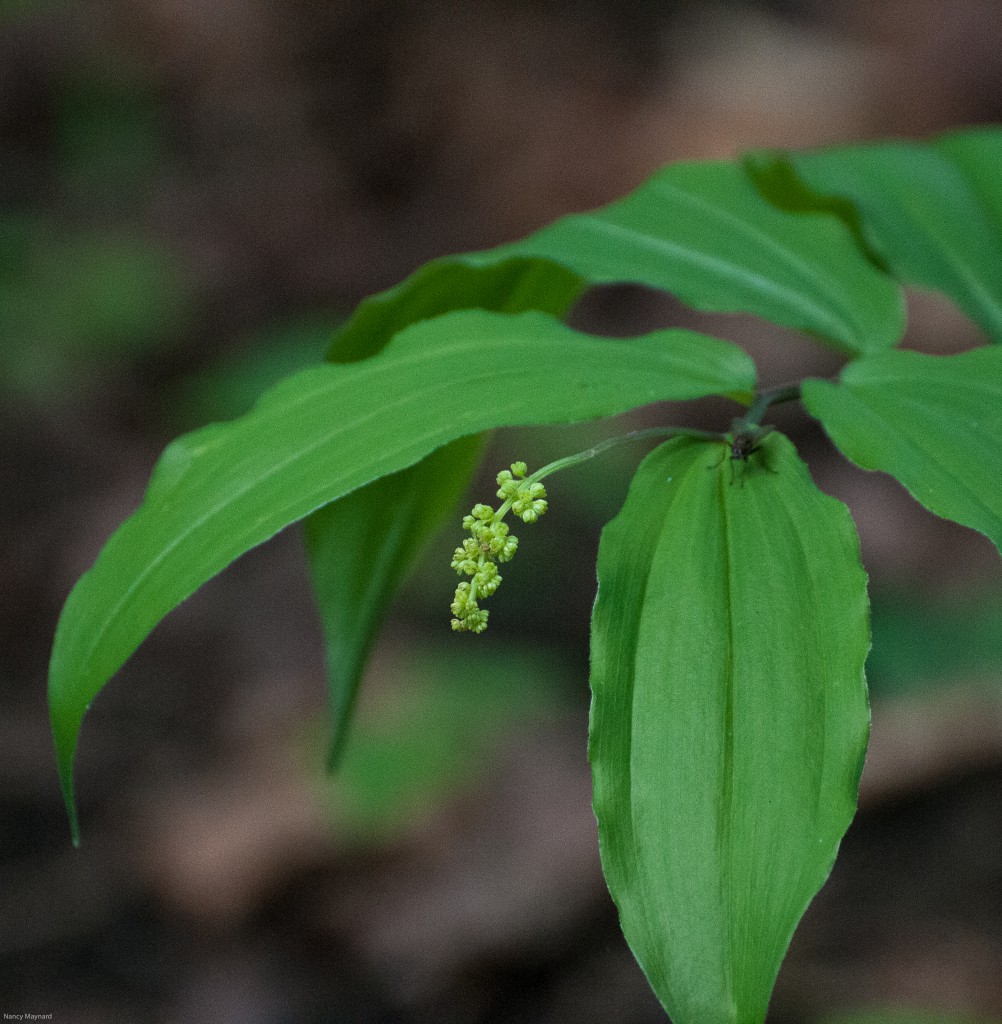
3;1;1002;1020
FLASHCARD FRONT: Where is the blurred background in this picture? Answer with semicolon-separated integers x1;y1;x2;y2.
3;0;1002;1021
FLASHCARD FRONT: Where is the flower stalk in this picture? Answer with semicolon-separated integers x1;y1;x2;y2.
449;427;718;633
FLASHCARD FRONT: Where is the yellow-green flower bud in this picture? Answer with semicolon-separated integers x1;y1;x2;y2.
474;561;501;596
450;459;547;633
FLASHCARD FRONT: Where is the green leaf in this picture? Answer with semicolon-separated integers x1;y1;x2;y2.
306;257;580;766
50;308;755;842
789;129;1002;343
802;346;1002;553
304;434;485;767
939;126;1002;230
589;433;870;1024
493;159;903;353
351;160;903;357
326;257;583;363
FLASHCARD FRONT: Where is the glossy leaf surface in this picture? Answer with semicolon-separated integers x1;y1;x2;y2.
50;309;755;841
590;434;870;1023
803;346;1002;553
790;128;1002;342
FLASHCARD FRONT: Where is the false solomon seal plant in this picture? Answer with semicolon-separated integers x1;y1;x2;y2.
50;125;1002;1022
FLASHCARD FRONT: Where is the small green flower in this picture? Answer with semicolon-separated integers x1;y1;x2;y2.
449;460;548;633
450;582;488;633
512;481;547;522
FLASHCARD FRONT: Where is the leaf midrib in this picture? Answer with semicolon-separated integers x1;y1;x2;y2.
60;326;746;706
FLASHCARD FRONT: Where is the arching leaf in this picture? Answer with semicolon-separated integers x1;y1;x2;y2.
305;434;485;768
340;161;903;358
304;145;907;762
50;309;755;842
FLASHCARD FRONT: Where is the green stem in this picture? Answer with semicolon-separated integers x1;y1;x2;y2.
734;383;801;433
518;426;718;496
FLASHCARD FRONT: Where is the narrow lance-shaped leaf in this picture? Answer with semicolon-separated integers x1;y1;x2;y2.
305;434;485;767
305;259;581;765
50;308;755;842
590;433;870;1024
802;345;1002;554
787;128;1002;343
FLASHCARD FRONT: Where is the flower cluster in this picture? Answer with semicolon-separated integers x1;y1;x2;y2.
450;461;548;633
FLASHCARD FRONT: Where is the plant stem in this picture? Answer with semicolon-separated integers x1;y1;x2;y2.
522;426;719;490
734;383;801;433
506;383;804;503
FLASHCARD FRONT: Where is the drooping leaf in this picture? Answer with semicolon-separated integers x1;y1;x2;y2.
304;434;485;767
589;433;870;1024
787;128;1002;343
802;346;1002;553
50;308;755;842
306;259;580;765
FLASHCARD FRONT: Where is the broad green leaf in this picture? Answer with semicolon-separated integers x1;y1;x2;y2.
790;129;1002;343
307;258;580;765
491;159;903;353
590;433;870;1024
304;434;485;767
741;150;888;275
802;346;1002;553
50;308;755;842
346;161;903;356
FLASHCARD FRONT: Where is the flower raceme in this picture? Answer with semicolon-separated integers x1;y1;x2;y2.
450;461;548;633
447;431;720;633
